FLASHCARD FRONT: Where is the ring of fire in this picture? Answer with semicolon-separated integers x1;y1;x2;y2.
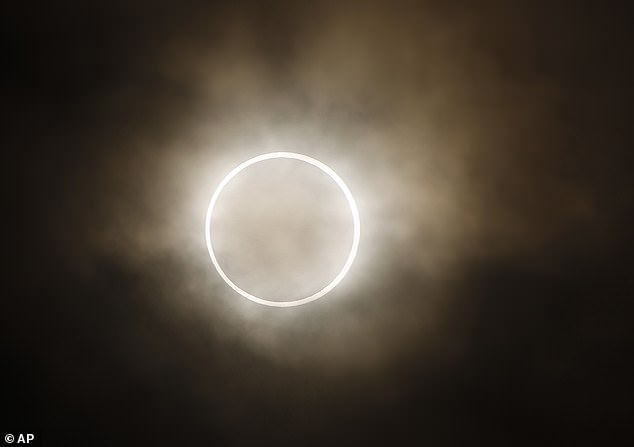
205;152;361;307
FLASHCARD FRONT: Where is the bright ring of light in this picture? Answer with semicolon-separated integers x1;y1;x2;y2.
205;152;360;307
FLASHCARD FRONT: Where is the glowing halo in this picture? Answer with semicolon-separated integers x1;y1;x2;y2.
205;152;361;307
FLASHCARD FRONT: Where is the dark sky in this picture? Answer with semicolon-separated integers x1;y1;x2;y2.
4;1;633;445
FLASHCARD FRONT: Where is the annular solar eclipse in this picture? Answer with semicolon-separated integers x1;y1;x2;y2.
205;152;361;307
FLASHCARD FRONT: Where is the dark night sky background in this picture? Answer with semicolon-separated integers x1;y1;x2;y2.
3;1;633;445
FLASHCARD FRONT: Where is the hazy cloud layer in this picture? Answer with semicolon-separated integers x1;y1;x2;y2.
6;1;632;444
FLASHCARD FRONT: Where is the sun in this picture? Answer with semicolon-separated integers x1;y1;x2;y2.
205;152;360;307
